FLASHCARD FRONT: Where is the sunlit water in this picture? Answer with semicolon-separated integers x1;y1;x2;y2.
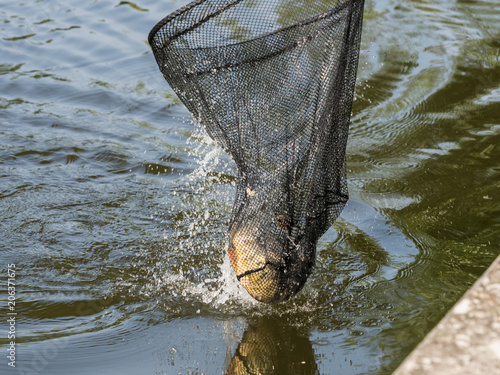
1;0;499;374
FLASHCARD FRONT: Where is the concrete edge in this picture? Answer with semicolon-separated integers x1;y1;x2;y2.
392;255;500;375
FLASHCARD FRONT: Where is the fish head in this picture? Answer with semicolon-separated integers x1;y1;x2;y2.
227;226;314;303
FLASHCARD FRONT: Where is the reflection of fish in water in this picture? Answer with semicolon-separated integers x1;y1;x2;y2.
225;319;318;375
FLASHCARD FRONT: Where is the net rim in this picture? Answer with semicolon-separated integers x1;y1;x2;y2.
148;0;358;53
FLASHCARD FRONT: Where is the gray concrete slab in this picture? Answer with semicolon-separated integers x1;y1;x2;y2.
393;255;500;375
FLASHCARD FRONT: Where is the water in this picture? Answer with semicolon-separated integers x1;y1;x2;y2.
0;0;499;374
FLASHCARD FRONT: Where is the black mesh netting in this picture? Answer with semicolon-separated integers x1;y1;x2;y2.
149;0;365;303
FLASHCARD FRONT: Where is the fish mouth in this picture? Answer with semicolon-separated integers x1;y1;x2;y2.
236;262;275;281
237;265;282;303
227;226;311;303
227;242;283;303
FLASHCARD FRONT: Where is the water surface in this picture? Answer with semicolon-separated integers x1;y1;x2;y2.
1;0;499;374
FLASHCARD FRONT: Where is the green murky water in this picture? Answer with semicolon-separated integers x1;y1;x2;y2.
1;0;499;374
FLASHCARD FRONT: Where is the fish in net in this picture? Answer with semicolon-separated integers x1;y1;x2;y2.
149;0;365;303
